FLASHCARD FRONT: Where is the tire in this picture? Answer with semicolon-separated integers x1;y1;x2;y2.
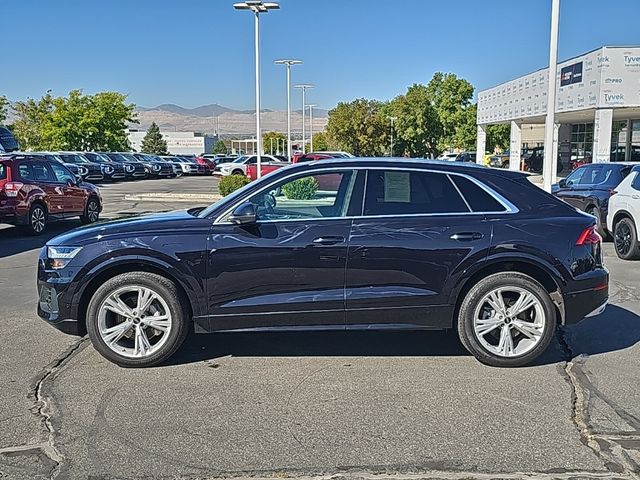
457;272;557;367
613;217;640;260
80;197;100;225
86;272;189;367
587;206;608;240
232;170;244;175
24;203;47;236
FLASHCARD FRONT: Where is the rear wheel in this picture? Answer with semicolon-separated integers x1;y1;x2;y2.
232;170;244;175
25;203;47;235
613;217;640;260
80;197;100;225
86;272;189;367
457;272;556;367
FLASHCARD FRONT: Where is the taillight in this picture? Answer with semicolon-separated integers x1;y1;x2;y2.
576;225;602;246
196;157;206;165
3;181;24;197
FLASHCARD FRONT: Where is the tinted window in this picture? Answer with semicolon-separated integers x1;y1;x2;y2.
50;163;76;184
565;167;586;186
452;176;506;212
247;171;356;221
577;166;602;185
18;162;56;182
631;171;640;191
364;170;469;216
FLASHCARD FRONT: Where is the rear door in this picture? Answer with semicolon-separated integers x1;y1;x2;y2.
16;161;65;216
558;165;598;210
345;169;496;328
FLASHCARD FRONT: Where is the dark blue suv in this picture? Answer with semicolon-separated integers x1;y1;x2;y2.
37;159;608;368
553;162;638;237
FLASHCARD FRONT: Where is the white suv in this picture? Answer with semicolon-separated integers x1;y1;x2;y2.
607;164;640;260
215;155;279;176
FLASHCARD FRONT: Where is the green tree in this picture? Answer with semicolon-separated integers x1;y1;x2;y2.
212;140;227;154
141;122;168;155
326;99;387;156
12;92;55;150
451;103;478;151
486;123;511;152
0;96;8;124
385;84;441;157
311;131;331;151
263;131;286;154
425;72;474;152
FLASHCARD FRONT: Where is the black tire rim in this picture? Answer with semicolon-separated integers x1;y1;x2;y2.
87;200;99;222
615;222;633;256
31;207;45;233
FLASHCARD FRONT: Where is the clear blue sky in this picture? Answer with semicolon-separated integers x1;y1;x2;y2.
3;0;639;111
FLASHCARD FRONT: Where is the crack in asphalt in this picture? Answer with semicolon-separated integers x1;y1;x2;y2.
25;336;89;479
556;326;640;478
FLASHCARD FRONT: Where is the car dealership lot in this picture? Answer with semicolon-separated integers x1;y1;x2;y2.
0;176;639;479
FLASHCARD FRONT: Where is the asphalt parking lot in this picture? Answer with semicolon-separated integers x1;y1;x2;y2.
0;176;639;480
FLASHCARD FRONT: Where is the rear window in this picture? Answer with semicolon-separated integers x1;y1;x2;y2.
631;171;640;191
452;175;506;212
364;170;469;216
17;161;55;182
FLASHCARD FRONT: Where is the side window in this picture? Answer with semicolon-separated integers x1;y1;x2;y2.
50;163;76;184
18;163;33;180
363;170;469;216
246;157;257;164
246;170;356;221
0;163;6;180
19;162;55;182
631;171;640;191
451;176;507;212
578;166;602;185
565;167;585;186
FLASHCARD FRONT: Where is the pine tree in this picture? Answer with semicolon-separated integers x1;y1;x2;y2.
141;122;168;155
212;140;227;154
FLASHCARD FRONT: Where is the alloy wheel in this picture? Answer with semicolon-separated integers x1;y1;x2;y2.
615;222;632;257
97;285;172;358
31;207;46;233
472;286;545;358
87;200;99;222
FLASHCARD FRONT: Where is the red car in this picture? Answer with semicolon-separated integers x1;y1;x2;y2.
0;154;102;235
193;155;216;174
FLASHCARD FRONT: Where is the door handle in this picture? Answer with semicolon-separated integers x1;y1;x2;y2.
450;232;484;242
633;195;640;200
311;236;345;246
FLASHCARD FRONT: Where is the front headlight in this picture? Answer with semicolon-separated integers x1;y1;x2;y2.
125;164;135;172
103;165;114;174
153;164;161;171
46;246;82;269
78;166;89;176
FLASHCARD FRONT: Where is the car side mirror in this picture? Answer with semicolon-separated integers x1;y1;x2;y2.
228;202;256;225
558;179;567;188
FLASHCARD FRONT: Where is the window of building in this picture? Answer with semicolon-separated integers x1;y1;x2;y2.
571;123;593;161
610;121;628;162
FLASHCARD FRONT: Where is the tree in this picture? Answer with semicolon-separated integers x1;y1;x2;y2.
262;131;286;154
311;131;331;151
212;140;227;154
0;96;8;124
486;123;511;152
12;90;136;151
326;99;387;156
425;72;474;152
141;122;168;155
385;84;441;158
451;103;478;152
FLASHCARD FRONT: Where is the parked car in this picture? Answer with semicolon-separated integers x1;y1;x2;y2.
27;152;83;177
292;151;353;163
80;152;127;181
552;162;638;237
37;158;607;368
0;126;20;153
437;152;459;161
158;156;184;177
0;154;101;234
174;156;207;175
102;152;147;179
126;153;174;178
523;147;564;174
194;155;216;174
140;154;178;177
212;156;237;166
56;152;105;182
214;155;280;176
607;165;640;260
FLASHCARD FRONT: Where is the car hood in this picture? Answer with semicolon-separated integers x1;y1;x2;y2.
47;210;200;247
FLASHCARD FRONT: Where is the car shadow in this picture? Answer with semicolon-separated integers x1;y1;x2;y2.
164;305;640;368
0;221;80;259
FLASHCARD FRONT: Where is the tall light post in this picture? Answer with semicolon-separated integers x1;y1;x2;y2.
388;116;397;157
233;0;279;178
307;104;317;153
294;84;314;153
542;0;560;192
275;59;302;162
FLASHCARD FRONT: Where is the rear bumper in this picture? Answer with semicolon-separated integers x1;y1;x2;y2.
563;273;609;324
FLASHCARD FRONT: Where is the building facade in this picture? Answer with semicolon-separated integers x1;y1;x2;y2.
476;46;640;173
128;130;218;156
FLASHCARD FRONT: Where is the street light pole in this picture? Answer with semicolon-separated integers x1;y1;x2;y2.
542;0;560;192
307;104;317;153
275;60;302;162
294;84;314;154
233;1;279;178
388;116;397;157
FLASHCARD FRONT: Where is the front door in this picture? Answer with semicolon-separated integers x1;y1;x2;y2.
204;169;360;331
48;162;86;214
346;169;497;329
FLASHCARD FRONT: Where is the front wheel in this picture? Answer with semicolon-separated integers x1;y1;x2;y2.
25;203;47;235
457;272;556;367
614;217;640;260
80;197;100;225
86;272;189;367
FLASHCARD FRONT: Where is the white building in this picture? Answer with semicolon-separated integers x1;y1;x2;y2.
477;46;640;171
128;130;218;156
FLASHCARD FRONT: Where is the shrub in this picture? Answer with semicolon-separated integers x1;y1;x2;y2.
282;177;318;200
219;175;251;197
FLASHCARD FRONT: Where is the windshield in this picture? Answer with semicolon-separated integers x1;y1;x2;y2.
106;153;128;163
232;155;249;164
58;154;88;164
